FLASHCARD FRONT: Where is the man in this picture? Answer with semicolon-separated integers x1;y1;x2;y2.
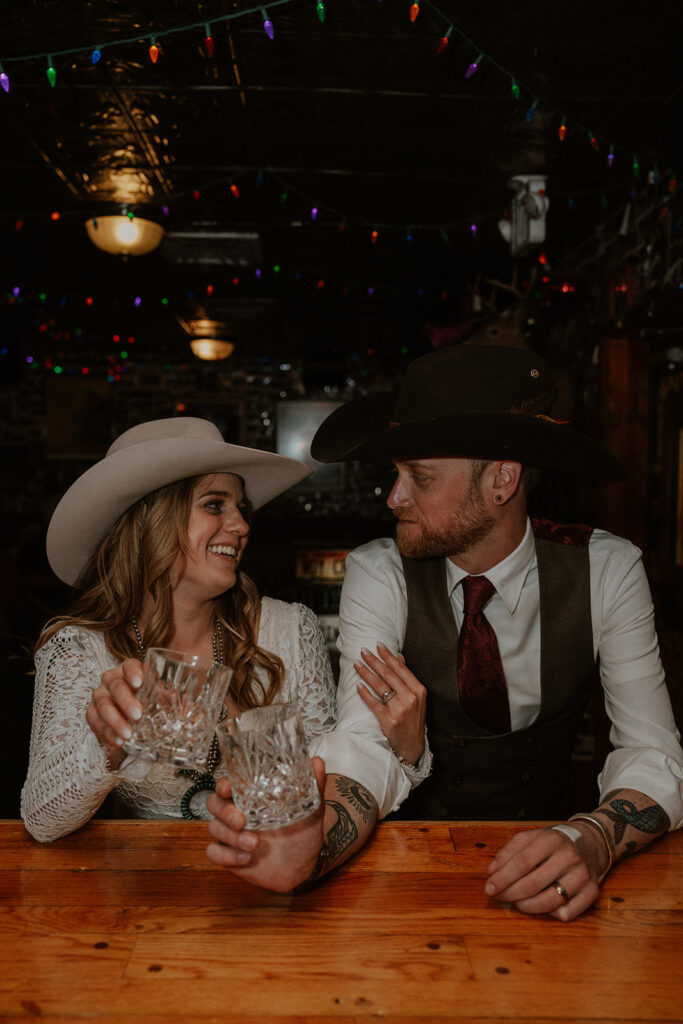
206;344;683;921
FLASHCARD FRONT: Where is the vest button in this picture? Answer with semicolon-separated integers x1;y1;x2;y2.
455;739;467;747
453;778;463;786
521;772;531;782
526;736;535;746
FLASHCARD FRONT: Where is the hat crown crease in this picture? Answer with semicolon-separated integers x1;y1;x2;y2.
107;417;223;457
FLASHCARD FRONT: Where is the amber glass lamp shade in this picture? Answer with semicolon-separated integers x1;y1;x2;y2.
190;338;235;361
85;215;165;256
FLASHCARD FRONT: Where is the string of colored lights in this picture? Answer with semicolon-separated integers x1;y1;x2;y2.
0;0;306;79
419;0;653;177
0;0;663;185
3;159;675;246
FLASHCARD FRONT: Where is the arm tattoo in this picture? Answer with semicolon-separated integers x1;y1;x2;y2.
293;798;360;892
294;780;376;893
324;798;359;865
600;799;670;845
334;776;376;824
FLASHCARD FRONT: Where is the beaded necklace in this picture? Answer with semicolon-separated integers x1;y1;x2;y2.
131;618;226;820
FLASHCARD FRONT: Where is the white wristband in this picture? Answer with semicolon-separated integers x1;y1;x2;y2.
551;823;583;843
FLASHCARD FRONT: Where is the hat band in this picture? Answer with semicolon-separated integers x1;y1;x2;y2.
389;413;570;430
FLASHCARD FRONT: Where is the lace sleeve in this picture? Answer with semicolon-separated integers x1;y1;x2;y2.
292;603;337;743
20;627;119;842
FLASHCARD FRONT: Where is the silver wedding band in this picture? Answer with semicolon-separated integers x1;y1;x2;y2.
381;689;396;704
551;879;570;905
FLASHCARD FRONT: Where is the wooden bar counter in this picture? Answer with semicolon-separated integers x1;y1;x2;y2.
2;819;682;1023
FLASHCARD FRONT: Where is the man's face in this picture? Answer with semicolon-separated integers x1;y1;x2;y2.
387;457;495;560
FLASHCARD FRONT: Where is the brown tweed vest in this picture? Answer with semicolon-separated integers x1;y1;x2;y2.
394;517;597;821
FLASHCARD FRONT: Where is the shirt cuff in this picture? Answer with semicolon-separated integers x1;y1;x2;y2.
597;748;683;831
310;730;411;819
390;730;433;788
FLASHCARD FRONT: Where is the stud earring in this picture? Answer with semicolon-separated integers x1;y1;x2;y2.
494;494;504;504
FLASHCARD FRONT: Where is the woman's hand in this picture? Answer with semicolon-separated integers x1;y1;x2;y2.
85;658;144;768
354;642;427;766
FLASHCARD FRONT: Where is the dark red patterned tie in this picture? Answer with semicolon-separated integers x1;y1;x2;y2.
456;575;511;734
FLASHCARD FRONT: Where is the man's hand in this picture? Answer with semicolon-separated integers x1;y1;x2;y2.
206;764;379;893
484;790;670;921
205;756;327;893
484;825;607;921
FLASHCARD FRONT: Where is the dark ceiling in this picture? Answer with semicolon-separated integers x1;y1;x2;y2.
1;0;681;366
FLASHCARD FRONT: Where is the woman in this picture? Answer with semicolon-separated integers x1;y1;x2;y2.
21;416;337;841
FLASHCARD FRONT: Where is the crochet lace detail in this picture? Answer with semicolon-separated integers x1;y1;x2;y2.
21;598;336;841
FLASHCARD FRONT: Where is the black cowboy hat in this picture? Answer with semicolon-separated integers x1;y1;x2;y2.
310;345;625;480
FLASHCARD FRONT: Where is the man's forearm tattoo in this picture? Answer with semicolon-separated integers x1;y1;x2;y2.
601;799;670;846
295;779;377;892
325;799;359;865
335;777;376;824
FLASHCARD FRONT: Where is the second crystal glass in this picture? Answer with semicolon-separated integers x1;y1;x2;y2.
216;702;321;830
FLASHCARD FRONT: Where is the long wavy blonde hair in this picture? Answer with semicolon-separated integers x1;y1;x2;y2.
36;475;284;709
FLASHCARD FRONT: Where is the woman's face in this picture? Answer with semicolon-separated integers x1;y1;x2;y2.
172;473;251;603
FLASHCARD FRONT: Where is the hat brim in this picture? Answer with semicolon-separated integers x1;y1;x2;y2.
47;437;311;586
310;393;625;481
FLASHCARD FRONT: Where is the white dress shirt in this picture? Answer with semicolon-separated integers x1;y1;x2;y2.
311;519;683;826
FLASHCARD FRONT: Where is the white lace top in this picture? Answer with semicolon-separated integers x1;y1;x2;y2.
21;598;337;842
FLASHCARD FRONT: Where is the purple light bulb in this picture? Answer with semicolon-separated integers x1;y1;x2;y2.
465;53;482;79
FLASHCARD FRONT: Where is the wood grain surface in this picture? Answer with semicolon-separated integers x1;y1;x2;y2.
2;819;682;1023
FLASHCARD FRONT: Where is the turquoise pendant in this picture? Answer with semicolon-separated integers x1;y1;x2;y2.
180;773;216;820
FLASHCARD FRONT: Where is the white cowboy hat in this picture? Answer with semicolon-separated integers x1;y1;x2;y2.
46;416;312;586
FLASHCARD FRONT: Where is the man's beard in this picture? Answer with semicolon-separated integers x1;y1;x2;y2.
394;484;495;559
